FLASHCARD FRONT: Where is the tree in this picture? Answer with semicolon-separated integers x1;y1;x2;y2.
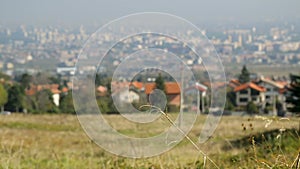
0;72;11;81
27;89;57;113
286;74;300;114
5;84;25;112
97;97;111;114
48;75;62;85
60;92;75;114
238;65;250;83
95;74;112;93
15;73;32;89
246;101;258;115
155;73;165;92
32;72;51;85
226;86;236;107
225;99;234;111
95;74;103;86
276;101;285;117
0;83;8;112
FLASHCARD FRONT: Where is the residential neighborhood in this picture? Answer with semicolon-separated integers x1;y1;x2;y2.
1;63;299;117
118;66;294;115
0;64;299;116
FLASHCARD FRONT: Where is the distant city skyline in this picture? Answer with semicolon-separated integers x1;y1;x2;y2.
0;0;300;25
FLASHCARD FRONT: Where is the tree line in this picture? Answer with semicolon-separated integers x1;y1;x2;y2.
0;72;75;114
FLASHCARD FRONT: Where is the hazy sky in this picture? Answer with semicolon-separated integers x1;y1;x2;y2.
0;0;299;25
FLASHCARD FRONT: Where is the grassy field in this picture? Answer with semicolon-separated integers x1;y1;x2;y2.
0;114;299;169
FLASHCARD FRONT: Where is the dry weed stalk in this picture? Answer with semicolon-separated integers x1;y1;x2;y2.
140;105;219;169
291;151;300;169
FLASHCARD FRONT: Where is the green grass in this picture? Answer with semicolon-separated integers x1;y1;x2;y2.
0;114;299;168
0;121;77;132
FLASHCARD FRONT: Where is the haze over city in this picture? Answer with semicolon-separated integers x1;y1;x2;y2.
0;0;300;25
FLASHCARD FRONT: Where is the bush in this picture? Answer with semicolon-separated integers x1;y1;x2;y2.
246;101;258;115
59;92;75;114
167;104;180;113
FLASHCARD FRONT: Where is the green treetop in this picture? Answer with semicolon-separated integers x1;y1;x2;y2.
0;83;8;112
155;73;165;92
238;65;250;83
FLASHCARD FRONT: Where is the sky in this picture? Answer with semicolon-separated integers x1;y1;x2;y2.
0;0;299;25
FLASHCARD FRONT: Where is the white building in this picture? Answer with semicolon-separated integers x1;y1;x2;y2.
234;82;266;107
257;78;287;114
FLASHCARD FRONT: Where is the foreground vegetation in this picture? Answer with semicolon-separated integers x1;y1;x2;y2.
0;114;299;169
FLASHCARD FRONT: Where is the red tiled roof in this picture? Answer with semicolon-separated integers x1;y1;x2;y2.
25;84;61;95
203;82;211;88
203;81;226;89
276;81;288;87
168;95;181;106
229;83;237;88
145;83;156;94
97;85;108;96
234;82;266;92
61;87;68;93
97;85;107;93
25;88;36;96
229;79;241;88
51;88;61;94
165;82;180;94
130;81;144;90
145;82;180;95
230;79;241;86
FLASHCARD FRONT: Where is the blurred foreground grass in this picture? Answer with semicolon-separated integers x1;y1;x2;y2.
0;114;299;169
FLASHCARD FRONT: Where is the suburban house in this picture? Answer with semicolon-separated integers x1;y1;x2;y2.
257;78;286;105
96;85;108;96
129;81;145;91
228;79;241;89
110;81;142;104
145;82;181;106
184;82;208;113
110;81;211;112
25;84;67;106
117;89;140;103
234;82;266;108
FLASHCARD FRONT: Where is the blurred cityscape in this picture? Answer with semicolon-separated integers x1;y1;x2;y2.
0;21;300;77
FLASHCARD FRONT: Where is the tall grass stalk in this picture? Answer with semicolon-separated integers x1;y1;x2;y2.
140;105;219;169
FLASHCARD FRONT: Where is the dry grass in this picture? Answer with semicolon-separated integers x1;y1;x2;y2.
0;113;299;168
